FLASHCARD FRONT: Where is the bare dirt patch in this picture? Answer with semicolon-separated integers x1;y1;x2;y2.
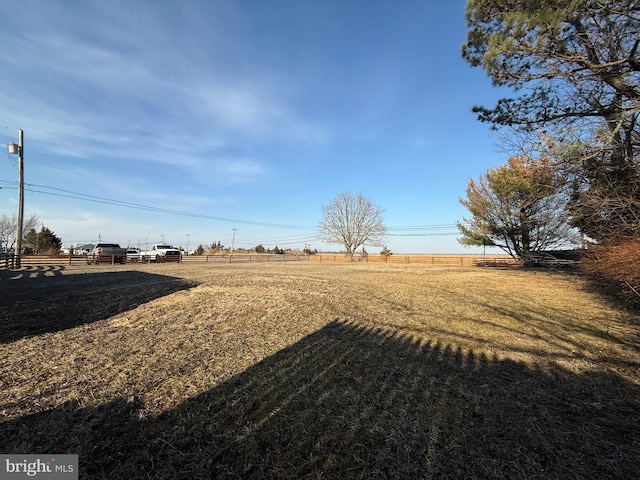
1;263;638;479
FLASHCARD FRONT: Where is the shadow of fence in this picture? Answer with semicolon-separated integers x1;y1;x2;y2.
1;320;638;479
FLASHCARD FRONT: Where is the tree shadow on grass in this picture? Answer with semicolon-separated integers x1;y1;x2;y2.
0;270;197;343
1;320;638;479
580;273;640;317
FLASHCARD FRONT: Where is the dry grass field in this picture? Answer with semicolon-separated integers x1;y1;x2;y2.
1;262;638;479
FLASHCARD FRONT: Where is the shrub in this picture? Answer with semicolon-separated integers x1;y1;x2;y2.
580;238;640;306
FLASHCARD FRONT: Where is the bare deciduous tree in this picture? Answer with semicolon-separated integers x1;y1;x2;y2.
0;214;39;252
319;192;387;262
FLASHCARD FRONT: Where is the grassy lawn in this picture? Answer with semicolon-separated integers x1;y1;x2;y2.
1;263;638;479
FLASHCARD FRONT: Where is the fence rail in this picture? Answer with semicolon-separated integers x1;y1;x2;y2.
1;253;519;269
181;254;310;264
310;254;518;266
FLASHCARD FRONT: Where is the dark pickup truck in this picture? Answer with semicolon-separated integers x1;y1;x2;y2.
86;243;127;265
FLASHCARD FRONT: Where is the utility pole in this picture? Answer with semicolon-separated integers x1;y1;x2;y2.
8;130;25;268
231;229;237;255
36;223;44;255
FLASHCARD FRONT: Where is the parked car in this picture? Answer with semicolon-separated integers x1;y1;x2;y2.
140;244;182;263
86;243;127;265
126;247;142;262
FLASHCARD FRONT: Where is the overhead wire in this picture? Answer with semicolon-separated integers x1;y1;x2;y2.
6;181;316;230
387;223;459;237
0;180;463;240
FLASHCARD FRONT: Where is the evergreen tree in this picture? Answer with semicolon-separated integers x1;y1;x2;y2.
458;156;578;259
23;225;62;254
463;0;640;242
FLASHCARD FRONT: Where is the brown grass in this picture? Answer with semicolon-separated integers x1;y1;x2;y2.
1;263;638;479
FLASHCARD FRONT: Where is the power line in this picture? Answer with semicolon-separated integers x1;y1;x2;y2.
8;182;316;230
387;224;458;230
388;232;459;237
235;235;322;247
0;180;464;239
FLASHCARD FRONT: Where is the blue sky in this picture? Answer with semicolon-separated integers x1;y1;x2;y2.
0;0;511;254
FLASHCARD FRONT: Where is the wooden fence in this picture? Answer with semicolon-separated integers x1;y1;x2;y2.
1;253;518;269
310;254;517;266
181;254;310;264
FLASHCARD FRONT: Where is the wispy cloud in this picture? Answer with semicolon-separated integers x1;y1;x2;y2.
206;157;268;184
0;1;325;177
